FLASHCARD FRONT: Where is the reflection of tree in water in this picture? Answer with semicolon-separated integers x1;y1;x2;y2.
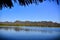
0;27;59;33
14;27;22;31
13;28;56;33
0;27;30;31
14;27;30;31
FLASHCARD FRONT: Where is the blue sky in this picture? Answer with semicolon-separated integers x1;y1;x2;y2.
0;1;60;23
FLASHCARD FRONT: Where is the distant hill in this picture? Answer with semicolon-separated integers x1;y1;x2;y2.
0;21;60;27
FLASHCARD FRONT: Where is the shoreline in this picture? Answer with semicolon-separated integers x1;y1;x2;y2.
0;26;60;28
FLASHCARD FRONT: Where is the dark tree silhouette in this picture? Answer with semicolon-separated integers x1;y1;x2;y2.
0;0;60;10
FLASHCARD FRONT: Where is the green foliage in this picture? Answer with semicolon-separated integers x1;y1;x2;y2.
0;0;60;10
0;21;60;27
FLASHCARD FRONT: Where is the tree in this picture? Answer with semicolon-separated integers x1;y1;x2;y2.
0;0;60;10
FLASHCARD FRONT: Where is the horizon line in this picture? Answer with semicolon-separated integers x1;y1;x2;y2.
0;20;60;23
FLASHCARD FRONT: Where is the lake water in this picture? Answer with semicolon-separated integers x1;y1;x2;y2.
0;26;60;40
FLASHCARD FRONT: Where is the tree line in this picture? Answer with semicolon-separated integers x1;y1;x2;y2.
0;21;60;27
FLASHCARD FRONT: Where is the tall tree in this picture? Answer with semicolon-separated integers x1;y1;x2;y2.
0;0;60;10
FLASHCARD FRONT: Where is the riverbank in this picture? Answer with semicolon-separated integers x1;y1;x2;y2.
0;21;60;27
0;26;60;28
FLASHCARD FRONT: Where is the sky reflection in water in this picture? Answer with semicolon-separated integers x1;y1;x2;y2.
0;26;60;40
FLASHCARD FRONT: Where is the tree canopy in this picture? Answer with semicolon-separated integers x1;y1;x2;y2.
0;0;60;10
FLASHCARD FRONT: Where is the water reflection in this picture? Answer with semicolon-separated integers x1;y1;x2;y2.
0;27;30;32
0;26;60;40
0;26;60;33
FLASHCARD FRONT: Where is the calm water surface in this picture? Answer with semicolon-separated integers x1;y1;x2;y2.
0;26;60;40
